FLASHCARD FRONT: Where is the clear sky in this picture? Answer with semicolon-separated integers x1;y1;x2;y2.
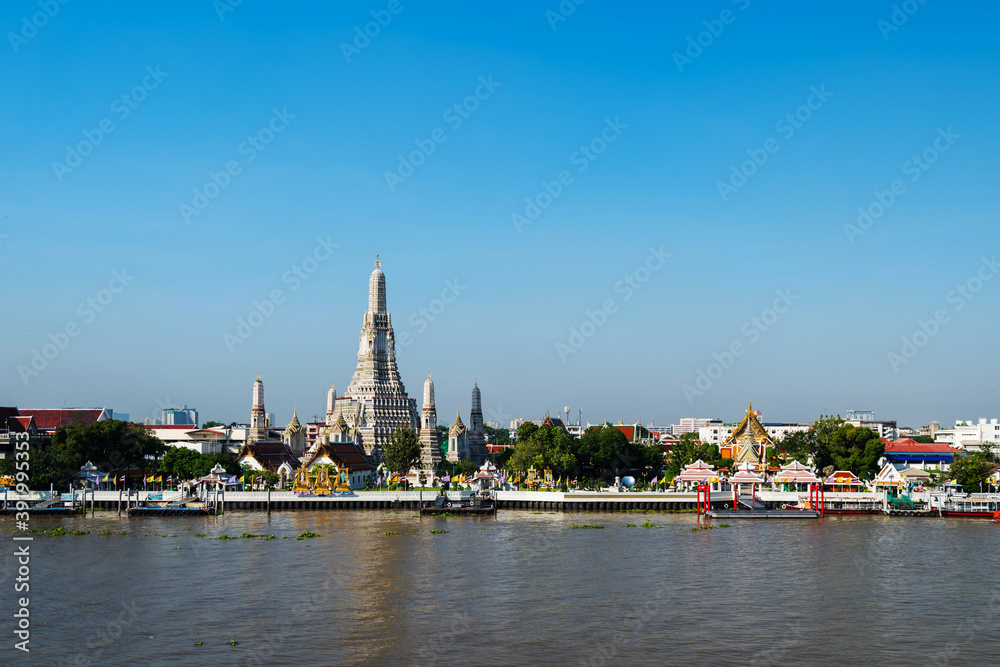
3;0;998;430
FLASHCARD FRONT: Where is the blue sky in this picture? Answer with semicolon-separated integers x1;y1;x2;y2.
3;0;998;430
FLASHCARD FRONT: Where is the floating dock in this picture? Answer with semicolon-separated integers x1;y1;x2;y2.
127;507;210;517
706;509;821;519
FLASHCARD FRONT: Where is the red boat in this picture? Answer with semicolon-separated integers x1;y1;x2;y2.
940;496;1000;518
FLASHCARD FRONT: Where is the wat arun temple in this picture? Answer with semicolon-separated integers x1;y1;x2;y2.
320;256;487;469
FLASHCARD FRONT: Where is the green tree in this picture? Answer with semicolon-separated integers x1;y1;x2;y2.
383;427;421;475
491;446;514;469
20;420;167;488
949;451;999;493
813;424;884;479
160;447;240;481
771;430;815;465
665;432;723;479
202;421;225;429
484;424;511;447
505;424;577;477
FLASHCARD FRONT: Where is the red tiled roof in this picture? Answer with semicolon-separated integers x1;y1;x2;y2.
19;409;105;430
885;440;957;454
11;416;34;432
616;426;635;440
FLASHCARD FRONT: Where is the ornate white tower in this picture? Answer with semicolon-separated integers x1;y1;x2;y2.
325;384;337;422
468;382;487;464
447;406;469;462
328;256;419;455
283;403;306;456
250;373;266;442
419;373;443;471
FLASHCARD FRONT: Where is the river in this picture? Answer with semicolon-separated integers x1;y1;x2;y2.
2;510;998;665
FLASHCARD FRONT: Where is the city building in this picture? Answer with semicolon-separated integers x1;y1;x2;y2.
917;421;941;439
146;424;240;455
162;405;198;427
671;417;719;436
936;418;1000;453
844;409;897;440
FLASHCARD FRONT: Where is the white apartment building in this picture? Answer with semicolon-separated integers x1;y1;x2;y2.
936;418;1000;453
671;418;720;435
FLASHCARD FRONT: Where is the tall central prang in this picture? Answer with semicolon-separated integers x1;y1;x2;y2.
327;256;418;455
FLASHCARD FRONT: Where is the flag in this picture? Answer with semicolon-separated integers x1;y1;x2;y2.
146;475;154;483
102;474;109;483
167;476;173;482
156;476;163;483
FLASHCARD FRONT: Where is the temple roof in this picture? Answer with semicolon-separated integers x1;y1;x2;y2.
333;413;349;433
723;402;772;446
237;440;300;471
284;405;304;435
450;410;466;436
302;441;376;471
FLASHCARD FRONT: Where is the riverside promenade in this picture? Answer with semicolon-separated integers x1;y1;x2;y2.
3;489;888;512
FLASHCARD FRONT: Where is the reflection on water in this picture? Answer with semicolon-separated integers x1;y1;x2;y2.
2;511;999;666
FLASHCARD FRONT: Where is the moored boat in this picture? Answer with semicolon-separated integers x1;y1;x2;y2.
940;495;1000;518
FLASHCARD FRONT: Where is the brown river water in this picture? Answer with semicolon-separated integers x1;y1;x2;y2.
2;510;998;666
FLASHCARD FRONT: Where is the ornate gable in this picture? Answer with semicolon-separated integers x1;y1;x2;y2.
724;401;774;466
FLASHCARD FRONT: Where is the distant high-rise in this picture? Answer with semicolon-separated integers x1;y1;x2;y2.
162;405;198;427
